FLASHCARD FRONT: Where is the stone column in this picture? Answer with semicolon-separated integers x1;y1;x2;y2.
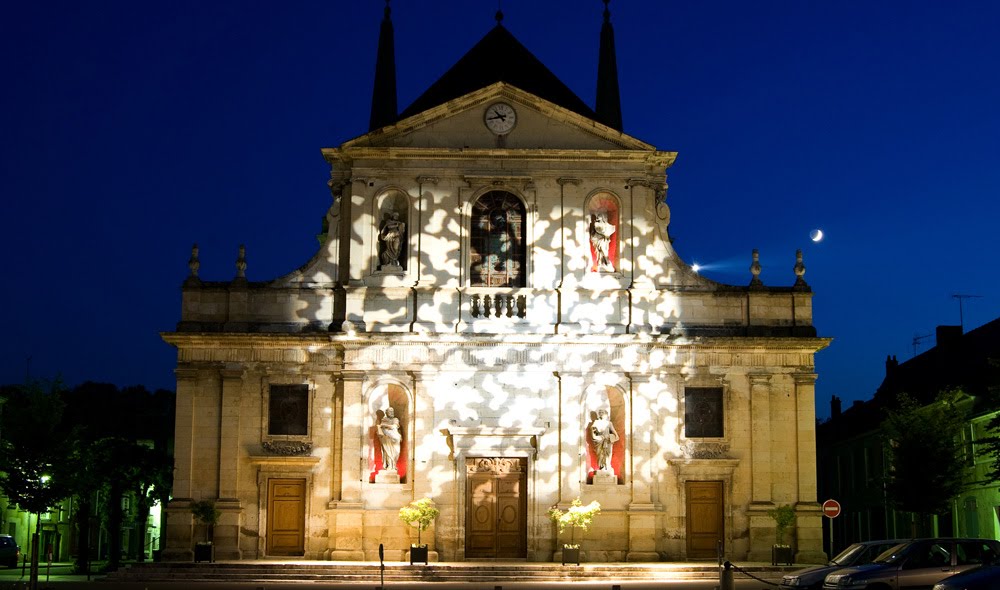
747;373;774;562
626;374;658;561
214;366;244;560
749;373;773;504
329;370;365;560
162;367;198;561
794;373;826;563
558;372;586;501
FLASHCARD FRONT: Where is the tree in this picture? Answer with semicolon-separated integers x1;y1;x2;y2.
548;498;602;548
973;358;1000;482
398;497;440;547
882;389;969;536
0;382;73;590
60;383;175;571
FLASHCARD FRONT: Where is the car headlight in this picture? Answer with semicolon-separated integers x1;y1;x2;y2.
824;573;854;586
781;575;801;586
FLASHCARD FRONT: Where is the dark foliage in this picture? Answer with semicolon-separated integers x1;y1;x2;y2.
882;390;969;529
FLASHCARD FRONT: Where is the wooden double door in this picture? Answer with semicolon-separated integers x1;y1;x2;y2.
686;480;724;558
465;457;527;559
267;478;306;556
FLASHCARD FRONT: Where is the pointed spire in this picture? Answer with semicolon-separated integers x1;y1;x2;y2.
369;0;398;131
596;0;623;131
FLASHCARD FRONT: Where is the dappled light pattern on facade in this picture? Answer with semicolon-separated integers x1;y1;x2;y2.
162;14;828;566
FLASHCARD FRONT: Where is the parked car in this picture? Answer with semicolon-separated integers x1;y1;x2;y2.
823;538;1000;590
781;540;906;590
932;565;1000;590
0;535;20;568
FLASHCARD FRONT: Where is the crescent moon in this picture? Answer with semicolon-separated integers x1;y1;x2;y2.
810;229;824;242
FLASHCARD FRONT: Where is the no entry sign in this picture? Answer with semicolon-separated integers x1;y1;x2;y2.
823;499;842;518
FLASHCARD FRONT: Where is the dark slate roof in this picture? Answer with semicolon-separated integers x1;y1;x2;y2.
820;316;1000;438
398;24;599;122
873;318;1000;406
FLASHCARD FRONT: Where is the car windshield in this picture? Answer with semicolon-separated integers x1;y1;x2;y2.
831;543;867;566
873;543;911;564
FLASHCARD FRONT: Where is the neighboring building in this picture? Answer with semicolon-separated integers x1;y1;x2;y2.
818;318;1000;553
162;6;829;563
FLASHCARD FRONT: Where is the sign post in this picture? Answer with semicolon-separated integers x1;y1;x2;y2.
823;499;842;557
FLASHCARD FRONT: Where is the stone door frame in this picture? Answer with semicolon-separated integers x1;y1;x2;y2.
667;458;738;559
445;426;545;560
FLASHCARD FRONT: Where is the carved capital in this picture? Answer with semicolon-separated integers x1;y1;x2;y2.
793;373;818;386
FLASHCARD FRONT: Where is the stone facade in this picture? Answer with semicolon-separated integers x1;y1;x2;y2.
162;20;829;564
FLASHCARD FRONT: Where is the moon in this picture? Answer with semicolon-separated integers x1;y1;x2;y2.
810;229;824;242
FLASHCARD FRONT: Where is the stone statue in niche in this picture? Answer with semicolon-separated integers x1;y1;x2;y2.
377;406;402;473
378;211;406;269
590;408;619;476
589;212;616;272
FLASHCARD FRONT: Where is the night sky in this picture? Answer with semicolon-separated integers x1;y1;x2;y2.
3;1;999;419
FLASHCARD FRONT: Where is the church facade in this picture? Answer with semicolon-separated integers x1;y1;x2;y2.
162;6;829;564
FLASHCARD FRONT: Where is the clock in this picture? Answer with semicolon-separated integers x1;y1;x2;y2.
484;102;517;135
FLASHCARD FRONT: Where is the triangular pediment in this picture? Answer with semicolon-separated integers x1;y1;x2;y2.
340;83;654;152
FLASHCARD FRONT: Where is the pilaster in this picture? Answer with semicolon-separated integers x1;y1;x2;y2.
794;373;825;563
747;373;774;562
327;370;366;560
218;367;243;500
557;372;586;501
749;373;773;504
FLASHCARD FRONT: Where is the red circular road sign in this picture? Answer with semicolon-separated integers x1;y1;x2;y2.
823;499;842;518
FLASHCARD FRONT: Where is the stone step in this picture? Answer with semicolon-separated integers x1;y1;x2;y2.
107;562;788;584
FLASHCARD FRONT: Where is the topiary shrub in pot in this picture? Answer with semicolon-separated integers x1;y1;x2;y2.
768;504;796;566
398;497;439;565
548;498;601;565
190;500;220;563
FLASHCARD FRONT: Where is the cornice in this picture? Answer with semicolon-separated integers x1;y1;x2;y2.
324;146;676;169
162;330;831;355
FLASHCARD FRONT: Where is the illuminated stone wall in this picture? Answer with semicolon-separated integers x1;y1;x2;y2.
163;85;829;564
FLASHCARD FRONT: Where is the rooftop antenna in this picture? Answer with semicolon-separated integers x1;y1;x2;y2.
912;333;933;358
952;294;982;332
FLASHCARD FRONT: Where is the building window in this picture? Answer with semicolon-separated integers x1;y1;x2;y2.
470;191;525;287
684;387;724;438
269;384;309;436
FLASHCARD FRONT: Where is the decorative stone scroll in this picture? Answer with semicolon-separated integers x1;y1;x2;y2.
466;457;526;474
262;440;312;456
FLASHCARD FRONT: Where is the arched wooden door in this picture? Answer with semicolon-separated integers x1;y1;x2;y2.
465;457;527;559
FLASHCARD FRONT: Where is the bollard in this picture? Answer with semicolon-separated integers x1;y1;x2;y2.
719;560;734;590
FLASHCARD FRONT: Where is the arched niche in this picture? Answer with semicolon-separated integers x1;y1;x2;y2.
583;384;627;484
374;189;410;272
365;380;411;483
585;192;621;273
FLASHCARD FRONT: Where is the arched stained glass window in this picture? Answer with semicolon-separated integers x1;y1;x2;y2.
470;191;525;287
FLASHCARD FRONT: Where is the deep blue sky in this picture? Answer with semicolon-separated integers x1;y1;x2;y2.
3;1;999;419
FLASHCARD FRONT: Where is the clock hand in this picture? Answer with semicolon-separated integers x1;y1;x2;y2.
487;113;506;121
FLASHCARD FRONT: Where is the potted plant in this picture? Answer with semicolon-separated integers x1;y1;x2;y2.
767;504;795;566
548;498;601;565
190;500;220;563
398;497;439;565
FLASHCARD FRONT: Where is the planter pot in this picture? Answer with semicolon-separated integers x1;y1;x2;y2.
561;546;581;566
772;544;793;566
194;542;214;563
409;544;429;565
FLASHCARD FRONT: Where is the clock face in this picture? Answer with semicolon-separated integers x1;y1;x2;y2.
484;102;517;135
